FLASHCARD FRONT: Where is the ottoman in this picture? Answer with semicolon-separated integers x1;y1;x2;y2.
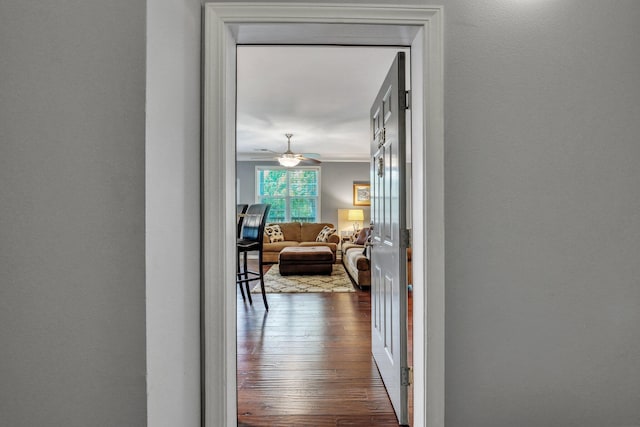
278;246;334;276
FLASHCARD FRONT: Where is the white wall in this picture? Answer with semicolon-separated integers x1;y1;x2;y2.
0;0;147;425
146;0;202;426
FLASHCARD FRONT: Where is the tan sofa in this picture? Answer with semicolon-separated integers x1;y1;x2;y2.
341;227;371;288
342;241;371;288
262;222;340;264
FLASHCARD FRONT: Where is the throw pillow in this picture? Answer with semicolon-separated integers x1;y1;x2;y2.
354;227;370;245
315;225;336;242
264;224;284;243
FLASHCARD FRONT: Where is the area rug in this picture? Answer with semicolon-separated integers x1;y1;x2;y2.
251;264;355;293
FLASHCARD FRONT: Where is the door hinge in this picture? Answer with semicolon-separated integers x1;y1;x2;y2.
401;228;411;248
404;90;411;110
401;366;413;386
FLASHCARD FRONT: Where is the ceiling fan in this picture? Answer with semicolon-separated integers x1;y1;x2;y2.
255;133;321;167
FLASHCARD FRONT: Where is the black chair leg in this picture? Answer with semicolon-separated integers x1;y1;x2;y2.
237;250;246;302
258;250;268;311
244;280;252;301
243;251;253;305
238;283;247;301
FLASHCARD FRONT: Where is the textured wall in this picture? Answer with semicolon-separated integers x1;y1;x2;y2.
0;0;147;426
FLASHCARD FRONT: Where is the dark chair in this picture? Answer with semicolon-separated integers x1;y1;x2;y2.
236;204;249;301
237;204;249;238
236;203;271;310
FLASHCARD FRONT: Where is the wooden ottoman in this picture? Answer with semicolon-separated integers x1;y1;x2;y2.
278;246;334;276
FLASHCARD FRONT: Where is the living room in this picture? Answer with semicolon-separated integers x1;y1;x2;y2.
234;45;405;290
233;44;413;424
236;161;370;241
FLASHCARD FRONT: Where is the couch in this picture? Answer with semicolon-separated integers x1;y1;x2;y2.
262;222;340;264
341;228;371;288
341;228;413;290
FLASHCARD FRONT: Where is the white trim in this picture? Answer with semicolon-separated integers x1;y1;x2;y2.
203;4;444;426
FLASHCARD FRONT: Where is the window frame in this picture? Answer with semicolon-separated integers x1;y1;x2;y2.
255;165;322;223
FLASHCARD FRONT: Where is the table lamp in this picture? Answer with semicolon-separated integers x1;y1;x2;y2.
347;209;364;234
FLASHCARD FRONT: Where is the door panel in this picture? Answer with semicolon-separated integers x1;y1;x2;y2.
370;52;408;425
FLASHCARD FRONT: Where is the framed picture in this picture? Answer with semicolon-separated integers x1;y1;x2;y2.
353;182;370;206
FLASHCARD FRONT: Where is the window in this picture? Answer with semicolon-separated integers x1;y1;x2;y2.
256;166;320;223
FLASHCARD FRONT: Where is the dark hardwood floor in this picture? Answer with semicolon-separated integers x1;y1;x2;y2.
237;263;413;426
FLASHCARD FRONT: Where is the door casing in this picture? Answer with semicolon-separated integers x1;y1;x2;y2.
202;4;444;426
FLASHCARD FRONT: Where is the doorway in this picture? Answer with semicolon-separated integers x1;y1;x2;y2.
203;4;444;427
235;45;410;424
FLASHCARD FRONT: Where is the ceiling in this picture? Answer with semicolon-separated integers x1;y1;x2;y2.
236;45;409;162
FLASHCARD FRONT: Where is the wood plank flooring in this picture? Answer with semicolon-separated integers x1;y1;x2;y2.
237;264;413;426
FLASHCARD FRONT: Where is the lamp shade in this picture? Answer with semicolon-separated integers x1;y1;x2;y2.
347;209;364;221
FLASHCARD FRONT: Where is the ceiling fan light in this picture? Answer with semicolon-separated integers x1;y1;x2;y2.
278;155;300;167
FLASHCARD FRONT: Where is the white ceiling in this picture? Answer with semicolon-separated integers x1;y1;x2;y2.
236;45;409;162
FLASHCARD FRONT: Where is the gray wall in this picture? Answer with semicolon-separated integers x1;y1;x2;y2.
2;0;639;426
0;0;147;426
146;0;202;425
237;161;371;226
232;1;640;426
442;1;640;425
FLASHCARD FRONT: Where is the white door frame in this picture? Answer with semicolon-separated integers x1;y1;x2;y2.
202;4;444;426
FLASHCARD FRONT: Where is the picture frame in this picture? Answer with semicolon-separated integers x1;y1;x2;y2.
353;182;370;206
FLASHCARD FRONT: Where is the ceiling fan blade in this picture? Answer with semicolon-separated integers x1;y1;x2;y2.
298;156;322;164
254;148;280;154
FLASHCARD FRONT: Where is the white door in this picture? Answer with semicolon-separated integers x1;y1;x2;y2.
370;52;409;425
